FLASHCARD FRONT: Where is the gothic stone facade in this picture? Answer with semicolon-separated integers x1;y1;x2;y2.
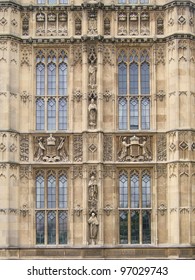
0;0;195;259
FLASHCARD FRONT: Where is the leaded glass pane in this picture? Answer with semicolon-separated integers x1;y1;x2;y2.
59;175;67;208
47;175;56;208
59;211;68;244
37;0;45;3
129;0;138;4
36;98;45;130
119;97;127;130
142;211;151;244
48;0;57;4
48;62;56;96
36;175;44;208
47;211;56;244
130;63;138;95
130;174;139;208
119;0;126;4
47;98;56;130
140;0;149;4
36;212;44;244
118;62;127;96
36;63;45;96
141;97;150;130
119;174;128;208
130;98;139;130
59;62;67;96
131;211;139;244
142;173;151;208
119;211;128;244
141;62;150;95
58;98;67;130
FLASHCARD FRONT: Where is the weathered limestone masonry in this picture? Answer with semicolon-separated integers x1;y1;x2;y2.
0;0;195;259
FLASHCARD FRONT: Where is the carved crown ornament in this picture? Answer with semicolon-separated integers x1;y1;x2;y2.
34;134;69;163
117;135;152;162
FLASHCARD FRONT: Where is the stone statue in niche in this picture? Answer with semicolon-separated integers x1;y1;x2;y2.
88;63;97;86
88;99;97;129
88;211;99;245
34;134;68;162
88;175;98;201
118;135;152;162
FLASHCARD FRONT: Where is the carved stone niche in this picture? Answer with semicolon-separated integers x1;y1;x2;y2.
34;134;69;162
117;135;152;162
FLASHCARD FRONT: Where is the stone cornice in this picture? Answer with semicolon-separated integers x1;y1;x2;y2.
0;1;194;12
0;33;194;45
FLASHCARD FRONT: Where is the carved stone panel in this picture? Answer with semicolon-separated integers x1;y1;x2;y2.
117;135;152;162
20;134;29;162
73;135;83;162
157;134;167;161
103;135;112;162
34;134;69;162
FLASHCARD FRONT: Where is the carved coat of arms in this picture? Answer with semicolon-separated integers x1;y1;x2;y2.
118;135;152;162
34;134;69;162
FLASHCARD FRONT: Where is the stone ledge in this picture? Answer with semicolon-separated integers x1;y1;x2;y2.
0;246;195;259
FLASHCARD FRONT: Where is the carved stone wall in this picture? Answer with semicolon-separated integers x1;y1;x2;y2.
0;0;195;258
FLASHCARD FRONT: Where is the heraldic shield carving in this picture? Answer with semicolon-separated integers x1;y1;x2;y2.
118;135;152;162
34;134;69;162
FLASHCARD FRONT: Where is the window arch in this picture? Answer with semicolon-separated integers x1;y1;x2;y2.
117;49;151;130
35;50;68;131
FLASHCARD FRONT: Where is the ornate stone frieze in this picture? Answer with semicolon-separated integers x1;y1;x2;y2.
20;135;29;162
117;135;152;162
72;165;83;179
22;13;29;36
73;135;83;162
0;163;6;178
169;131;176;153
118;12;127;36
157;134;167;161
103;135;112;162
156;164;167;179
34;134;69;162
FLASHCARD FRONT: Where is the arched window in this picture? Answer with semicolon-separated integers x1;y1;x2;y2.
35;50;68;131
35;171;68;245
118;49;150;130
119;170;151;244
